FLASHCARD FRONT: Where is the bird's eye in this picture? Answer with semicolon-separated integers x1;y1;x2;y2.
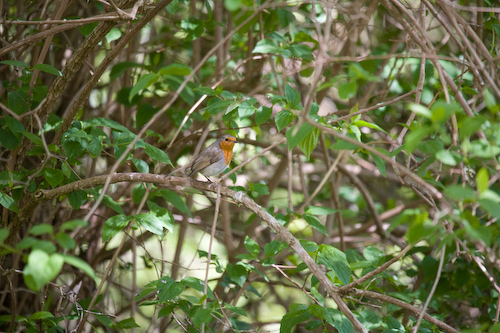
225;138;229;141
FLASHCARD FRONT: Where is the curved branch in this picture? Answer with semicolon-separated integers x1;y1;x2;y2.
33;172;456;332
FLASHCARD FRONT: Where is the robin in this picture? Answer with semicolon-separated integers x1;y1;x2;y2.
174;134;239;180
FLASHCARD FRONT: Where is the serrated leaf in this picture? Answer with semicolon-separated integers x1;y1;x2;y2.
285;84;301;109
102;214;129;241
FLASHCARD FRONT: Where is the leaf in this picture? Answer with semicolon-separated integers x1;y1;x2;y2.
0;192;19;213
8;89;29;115
28;311;54;320
338;80;357;99
129;73;159;100
224;304;247;316
147;201;175;233
117;318;141;329
476;167;489;193
317;245;350;285
144;143;173;166
29;224;53;235
23;249;64;291
363;246;385;265
305;206;337;215
110;61;142;81
193;308;213;327
62;254;97;281
255;106;272;126
102;214;129;241
370;152;386;177
286;122;314;150
444;185;476;201
158;63;192;76
285;84;301;109
158;189;191;216
44;168;64;188
134;213;165;236
407;103;433;119
303;214;328;236
352;120;387;134
244;236;260;257
0;60;29;68
226;263;247;287
435;150;459;166
280;304;311;333
252;39;280;54
157;276;185;302
33;63;63;76
56;232;76;249
0;228;9;243
298;127;320;160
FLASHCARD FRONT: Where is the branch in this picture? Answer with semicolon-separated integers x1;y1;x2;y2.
32;172;456;332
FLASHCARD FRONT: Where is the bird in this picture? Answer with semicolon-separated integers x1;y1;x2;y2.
182;134;239;180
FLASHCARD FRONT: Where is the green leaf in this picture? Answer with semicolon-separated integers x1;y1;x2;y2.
110;61;142;81
248;182;270;195
62;254;97;281
363;246;385;265
105;27;122;42
298;127;320;160
102;214;130;241
280;304;311;333
305;206;337;215
147;201;175;233
144;143;173;166
23;249;64;291
303;214;327;236
444;185;476;201
370;152;386;177
129;73;158;100
134;213;165;236
317;245;350;285
285;84;301;109
0;228;9;243
28;311;54;320
226;263;247;287
56;232;76;249
255;106;272;126
0;60;29;68
435;150;458;166
29;224;53;235
116;318;141;328
8;89;29;115
224;304;247;316
286;122;314;150
44;168;64;188
476;167;489;193
33;63;63;76
193;308;213;327
158;189;191;216
158;63;192;76
157;276;185;302
244;236;260;257
338;80;357;99
238;99;256;118
0;192;19;213
407;103;433;119
252;39;280;54
352;120;387;134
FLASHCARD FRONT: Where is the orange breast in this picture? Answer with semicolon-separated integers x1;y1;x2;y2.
220;140;235;165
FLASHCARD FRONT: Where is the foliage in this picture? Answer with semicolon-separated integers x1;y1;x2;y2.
1;0;500;332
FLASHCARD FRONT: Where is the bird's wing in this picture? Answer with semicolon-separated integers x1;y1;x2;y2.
188;147;223;175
